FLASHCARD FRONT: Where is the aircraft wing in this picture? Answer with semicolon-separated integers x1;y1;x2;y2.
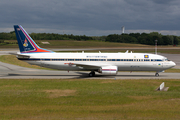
64;62;102;70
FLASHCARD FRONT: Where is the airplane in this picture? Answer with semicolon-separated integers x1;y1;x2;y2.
13;25;176;77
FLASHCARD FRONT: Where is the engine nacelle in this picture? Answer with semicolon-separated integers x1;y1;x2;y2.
98;66;118;75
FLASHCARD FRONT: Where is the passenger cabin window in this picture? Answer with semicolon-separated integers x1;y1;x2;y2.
43;58;167;62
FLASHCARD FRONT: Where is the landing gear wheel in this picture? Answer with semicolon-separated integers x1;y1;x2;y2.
89;71;95;77
155;73;159;77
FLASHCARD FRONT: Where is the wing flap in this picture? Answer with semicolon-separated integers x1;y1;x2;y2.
64;62;102;70
75;63;101;69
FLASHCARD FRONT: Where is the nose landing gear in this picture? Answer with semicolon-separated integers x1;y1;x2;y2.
155;73;159;77
155;71;164;77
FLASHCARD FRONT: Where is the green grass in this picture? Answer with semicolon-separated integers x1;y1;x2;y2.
39;40;150;48
0;40;150;48
1;40;180;53
165;68;180;73
0;55;53;70
0;55;37;68
0;79;180;120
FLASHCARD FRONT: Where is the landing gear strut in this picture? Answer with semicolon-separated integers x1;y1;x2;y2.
155;73;159;77
89;71;95;77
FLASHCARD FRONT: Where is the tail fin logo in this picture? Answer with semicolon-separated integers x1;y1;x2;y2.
14;25;53;53
23;39;28;47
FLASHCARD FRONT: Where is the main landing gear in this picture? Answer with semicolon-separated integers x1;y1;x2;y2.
89;71;95;77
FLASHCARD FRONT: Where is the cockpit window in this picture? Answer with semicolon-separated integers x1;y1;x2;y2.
164;59;170;61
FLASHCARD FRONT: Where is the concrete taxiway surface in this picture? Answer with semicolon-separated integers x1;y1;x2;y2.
0;49;180;79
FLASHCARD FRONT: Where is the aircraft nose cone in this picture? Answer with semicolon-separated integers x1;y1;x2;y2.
171;61;176;67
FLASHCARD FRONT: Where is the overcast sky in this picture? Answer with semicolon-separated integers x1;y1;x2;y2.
1;0;180;36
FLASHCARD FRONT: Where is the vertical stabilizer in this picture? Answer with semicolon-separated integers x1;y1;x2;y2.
14;25;52;53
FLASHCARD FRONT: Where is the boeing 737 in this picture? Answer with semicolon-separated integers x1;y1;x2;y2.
14;25;176;77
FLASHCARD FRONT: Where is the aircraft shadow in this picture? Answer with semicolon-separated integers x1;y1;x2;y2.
74;72;166;78
0;72;167;79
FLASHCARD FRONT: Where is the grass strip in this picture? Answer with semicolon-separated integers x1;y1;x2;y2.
0;79;180;120
0;55;53;70
1;40;150;48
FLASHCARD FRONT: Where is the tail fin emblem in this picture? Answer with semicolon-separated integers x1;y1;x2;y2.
23;39;28;47
14;25;53;53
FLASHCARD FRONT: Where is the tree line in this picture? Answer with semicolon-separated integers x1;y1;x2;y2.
0;31;179;45
0;31;93;41
106;32;179;45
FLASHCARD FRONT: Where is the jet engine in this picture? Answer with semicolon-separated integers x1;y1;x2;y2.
98;66;118;75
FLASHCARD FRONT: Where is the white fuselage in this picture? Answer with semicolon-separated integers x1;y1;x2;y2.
18;52;176;73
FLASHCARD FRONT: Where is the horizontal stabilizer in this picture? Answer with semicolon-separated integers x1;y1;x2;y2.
9;53;30;60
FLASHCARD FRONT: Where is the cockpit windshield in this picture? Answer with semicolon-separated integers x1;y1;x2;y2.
164;58;170;61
